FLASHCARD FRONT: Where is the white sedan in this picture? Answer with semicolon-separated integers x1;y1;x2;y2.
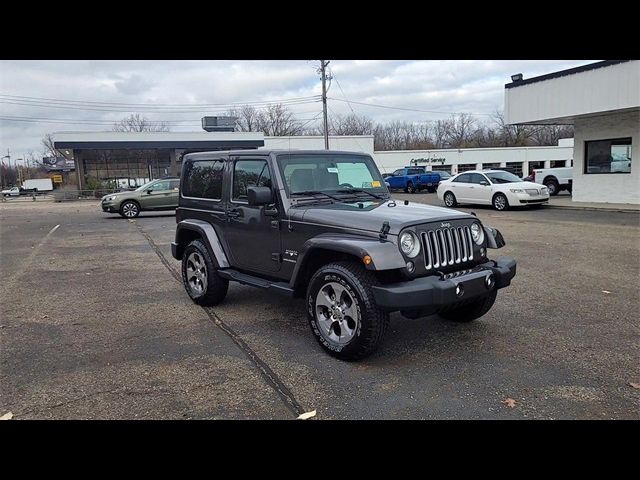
437;170;550;211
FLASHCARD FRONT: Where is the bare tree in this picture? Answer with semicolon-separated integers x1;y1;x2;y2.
227;105;262;132
113;113;170;132
445;113;477;148
529;124;574;146
330;113;374;136
41;133;58;157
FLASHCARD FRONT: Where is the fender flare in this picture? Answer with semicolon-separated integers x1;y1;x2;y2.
290;233;407;287
173;219;230;268
483;225;505;249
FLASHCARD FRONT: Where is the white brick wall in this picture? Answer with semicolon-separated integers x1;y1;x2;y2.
572;110;640;204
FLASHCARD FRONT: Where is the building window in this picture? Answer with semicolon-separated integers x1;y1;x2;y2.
482;162;500;170
585;138;632;174
551;160;567;168
431;165;451;173
457;163;476;173
527;161;545;176
505;162;523;177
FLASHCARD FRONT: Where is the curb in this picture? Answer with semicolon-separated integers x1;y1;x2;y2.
546;204;639;214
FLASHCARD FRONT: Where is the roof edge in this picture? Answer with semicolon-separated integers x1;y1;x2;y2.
505;60;631;89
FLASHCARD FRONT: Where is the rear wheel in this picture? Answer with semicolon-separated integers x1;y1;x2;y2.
306;261;389;361
181;239;228;306
439;290;497;323
406;181;416;194
444;191;457;207
545;178;560;196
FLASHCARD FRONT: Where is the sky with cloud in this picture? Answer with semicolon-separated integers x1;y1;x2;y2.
0;60;596;162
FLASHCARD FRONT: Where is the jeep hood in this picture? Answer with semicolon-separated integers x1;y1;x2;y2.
293;199;471;235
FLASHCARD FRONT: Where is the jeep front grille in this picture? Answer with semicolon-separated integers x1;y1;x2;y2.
421;226;474;270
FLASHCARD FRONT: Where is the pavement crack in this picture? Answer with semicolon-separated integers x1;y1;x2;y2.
134;221;306;418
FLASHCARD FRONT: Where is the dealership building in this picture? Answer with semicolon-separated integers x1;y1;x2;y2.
52;131;572;189
505;60;639;204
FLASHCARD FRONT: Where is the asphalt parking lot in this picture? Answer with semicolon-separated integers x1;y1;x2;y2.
1;196;639;419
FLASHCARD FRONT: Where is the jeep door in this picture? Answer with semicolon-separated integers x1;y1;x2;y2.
224;157;281;273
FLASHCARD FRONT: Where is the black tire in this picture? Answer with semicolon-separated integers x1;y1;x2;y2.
444;191;457;207
545;178;560;196
492;193;509;211
181;239;228;306
119;200;140;218
406;181;416;194
306;261;389;361
439;290;497;323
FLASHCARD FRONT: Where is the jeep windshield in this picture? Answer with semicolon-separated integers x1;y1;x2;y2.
276;153;389;201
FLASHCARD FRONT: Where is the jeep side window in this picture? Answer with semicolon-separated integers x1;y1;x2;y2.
232;160;272;202
182;160;224;199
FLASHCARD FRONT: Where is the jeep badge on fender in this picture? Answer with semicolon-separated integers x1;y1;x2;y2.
171;150;517;361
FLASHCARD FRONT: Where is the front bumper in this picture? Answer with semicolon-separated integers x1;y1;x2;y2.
101;202;119;213
372;257;516;312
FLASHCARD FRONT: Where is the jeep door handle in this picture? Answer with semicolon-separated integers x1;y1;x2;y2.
226;209;241;218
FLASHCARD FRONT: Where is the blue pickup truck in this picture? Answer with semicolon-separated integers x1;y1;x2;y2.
383;167;443;193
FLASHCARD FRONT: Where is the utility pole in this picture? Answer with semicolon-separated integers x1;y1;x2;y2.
319;60;331;150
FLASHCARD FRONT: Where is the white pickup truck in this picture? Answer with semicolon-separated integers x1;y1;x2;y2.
531;167;572;196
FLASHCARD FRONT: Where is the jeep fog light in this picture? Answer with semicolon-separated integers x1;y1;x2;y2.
471;223;484;245
406;261;415;273
399;231;421;258
480;247;486;257
485;274;495;289
455;284;464;297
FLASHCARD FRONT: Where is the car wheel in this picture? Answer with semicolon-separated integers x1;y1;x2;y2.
439;290;497;323
119;201;140;218
306;261;389;361
545;179;559;196
492;193;509;211
444;191;457;207
181;239;228;306
407;181;416;194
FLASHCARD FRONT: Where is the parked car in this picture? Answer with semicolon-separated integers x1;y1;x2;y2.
531;167;572;196
437;170;549;211
171;149;517;360
384;167;442;193
100;177;180;218
2;186;21;197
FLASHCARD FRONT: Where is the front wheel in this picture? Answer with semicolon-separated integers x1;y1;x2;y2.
492;193;509;211
181;239;228;306
439;290;497;323
545;179;560;196
306;261;389;361
120;201;140;218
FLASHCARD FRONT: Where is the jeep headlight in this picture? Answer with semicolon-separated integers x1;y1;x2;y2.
399;231;421;258
471;223;484;245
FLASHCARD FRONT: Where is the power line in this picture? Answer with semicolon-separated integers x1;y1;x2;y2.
327;97;492;116
0;93;322;108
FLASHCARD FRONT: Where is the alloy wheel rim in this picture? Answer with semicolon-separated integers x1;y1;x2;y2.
495;195;506;210
315;282;358;345
186;252;207;295
123;203;138;217
445;193;454;206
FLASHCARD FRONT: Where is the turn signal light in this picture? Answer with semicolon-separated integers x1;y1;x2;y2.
363;255;372;266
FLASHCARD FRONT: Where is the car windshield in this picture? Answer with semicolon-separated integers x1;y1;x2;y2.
485;171;522;184
276;154;388;198
134;180;157;192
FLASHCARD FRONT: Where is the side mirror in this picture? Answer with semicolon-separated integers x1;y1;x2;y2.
248;186;273;206
146;189;153;194
479;181;489;186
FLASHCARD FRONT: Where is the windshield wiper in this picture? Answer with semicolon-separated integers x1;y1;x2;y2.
335;188;386;200
290;190;344;202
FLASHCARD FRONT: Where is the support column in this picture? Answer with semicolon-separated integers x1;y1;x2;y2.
169;149;177;176
74;150;85;190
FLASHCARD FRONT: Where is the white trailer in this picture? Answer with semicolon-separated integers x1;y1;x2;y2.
22;178;53;192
